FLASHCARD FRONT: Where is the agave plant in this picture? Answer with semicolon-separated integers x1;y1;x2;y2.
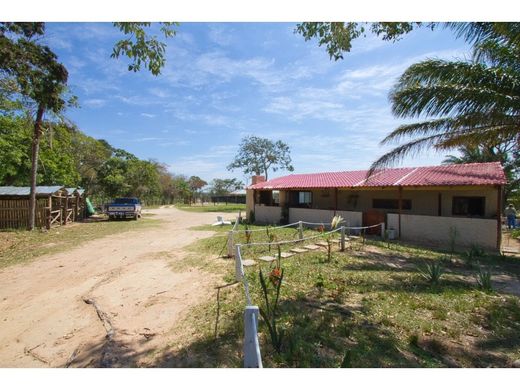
475;264;493;291
418;260;444;285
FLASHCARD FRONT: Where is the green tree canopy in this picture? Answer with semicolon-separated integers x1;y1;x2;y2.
209;178;244;196
227;136;294;180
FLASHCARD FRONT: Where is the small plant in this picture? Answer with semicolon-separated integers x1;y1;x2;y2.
475;264;493;291
258;262;284;353
448;226;459;258
244;224;252;244
417;260;444;285
464;245;485;267
315;272;325;290
266;226;277;252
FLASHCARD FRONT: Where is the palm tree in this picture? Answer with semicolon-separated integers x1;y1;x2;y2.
442;141;519;200
369;23;520;175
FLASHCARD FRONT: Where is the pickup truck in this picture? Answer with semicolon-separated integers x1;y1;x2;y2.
106;197;142;220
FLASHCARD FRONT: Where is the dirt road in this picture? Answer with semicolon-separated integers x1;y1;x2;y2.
0;207;237;367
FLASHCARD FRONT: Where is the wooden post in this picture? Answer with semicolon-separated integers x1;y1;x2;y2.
64;194;69;225
227;231;234;258
497;185;502;252
398;186;403;239
235;244;244;282
46;195;51;230
334;188;338;215
340;226;345;251
298;221;303;240
243;306;262;368
380;222;385;239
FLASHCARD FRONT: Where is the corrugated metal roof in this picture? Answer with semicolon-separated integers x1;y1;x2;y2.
248;162;507;190
0;186;65;196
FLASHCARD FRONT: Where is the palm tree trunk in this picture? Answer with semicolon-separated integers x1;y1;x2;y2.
28;105;45;231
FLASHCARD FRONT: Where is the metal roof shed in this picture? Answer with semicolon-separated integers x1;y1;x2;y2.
0;186;69;229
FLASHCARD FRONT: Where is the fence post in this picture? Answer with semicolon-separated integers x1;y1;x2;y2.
235;244;244;282
298;221;303;240
340;226;346;252
380;222;385;239
227;230;234;258
243;305;263;368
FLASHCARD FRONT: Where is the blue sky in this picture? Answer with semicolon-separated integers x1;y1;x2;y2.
42;23;472;184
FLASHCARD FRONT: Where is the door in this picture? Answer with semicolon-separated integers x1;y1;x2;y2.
362;209;385;235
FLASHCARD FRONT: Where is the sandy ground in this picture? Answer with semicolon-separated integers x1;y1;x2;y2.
0;207;237;367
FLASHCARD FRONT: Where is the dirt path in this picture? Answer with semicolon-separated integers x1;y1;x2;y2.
0;207;237;367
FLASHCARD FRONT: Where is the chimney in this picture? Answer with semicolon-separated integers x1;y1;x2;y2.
251;175;266;185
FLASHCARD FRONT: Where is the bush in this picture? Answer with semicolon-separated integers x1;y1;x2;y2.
475;264;493;291
417;260;444;285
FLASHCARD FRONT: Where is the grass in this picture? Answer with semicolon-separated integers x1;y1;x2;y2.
0;215;163;269
175;203;246;213
160;221;520;368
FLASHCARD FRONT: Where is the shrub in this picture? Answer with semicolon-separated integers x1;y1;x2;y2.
475;264;493;291
418;260;444;285
464;245;486;267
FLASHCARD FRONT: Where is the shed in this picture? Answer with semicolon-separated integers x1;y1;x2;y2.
0;186;70;229
65;187;86;222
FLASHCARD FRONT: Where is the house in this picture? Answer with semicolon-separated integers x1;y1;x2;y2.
246;162;507;251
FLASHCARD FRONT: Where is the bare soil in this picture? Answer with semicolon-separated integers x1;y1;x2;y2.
0;207;236;367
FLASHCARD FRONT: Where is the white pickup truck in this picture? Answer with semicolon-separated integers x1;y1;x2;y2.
106;197;142;220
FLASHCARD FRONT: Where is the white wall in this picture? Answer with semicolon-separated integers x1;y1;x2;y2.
255;205;281;224
335;210;363;227
387;213;498;250
289;208;335;224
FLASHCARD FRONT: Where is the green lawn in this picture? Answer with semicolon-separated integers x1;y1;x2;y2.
157;222;520;368
175;203;246;213
0;215;163;269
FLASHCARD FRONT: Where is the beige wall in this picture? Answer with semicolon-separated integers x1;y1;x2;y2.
387;213;498;250
255;205;281;224
335;187;499;218
312;189;336;210
246;189;255;220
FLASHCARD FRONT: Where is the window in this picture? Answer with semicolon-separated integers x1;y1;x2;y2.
452;197;485;217
272;191;280;206
372;199;411;210
298;191;312;205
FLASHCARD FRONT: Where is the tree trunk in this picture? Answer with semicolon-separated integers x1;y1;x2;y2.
28;105;45;231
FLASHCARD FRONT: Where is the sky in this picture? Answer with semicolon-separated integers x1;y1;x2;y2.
41;22;473;185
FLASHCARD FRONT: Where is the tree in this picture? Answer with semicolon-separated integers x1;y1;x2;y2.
111;22;178;76
188;176;208;204
295;22;428;61
367;23;520;175
1;22;69;229
209;178;244;196
443;141;520;201
227;136;294;180
294;22;520;62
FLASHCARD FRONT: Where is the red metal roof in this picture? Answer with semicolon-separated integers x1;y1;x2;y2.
247;162;507;190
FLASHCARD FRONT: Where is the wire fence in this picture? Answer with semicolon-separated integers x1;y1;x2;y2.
229;213;386;368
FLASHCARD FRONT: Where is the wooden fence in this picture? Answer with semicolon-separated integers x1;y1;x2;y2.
0;198;49;229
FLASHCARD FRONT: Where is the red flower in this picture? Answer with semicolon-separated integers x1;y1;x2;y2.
269;267;282;286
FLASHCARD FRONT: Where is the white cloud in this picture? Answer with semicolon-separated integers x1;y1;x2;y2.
140;113;156;118
208;24;234;46
83;98;106;108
